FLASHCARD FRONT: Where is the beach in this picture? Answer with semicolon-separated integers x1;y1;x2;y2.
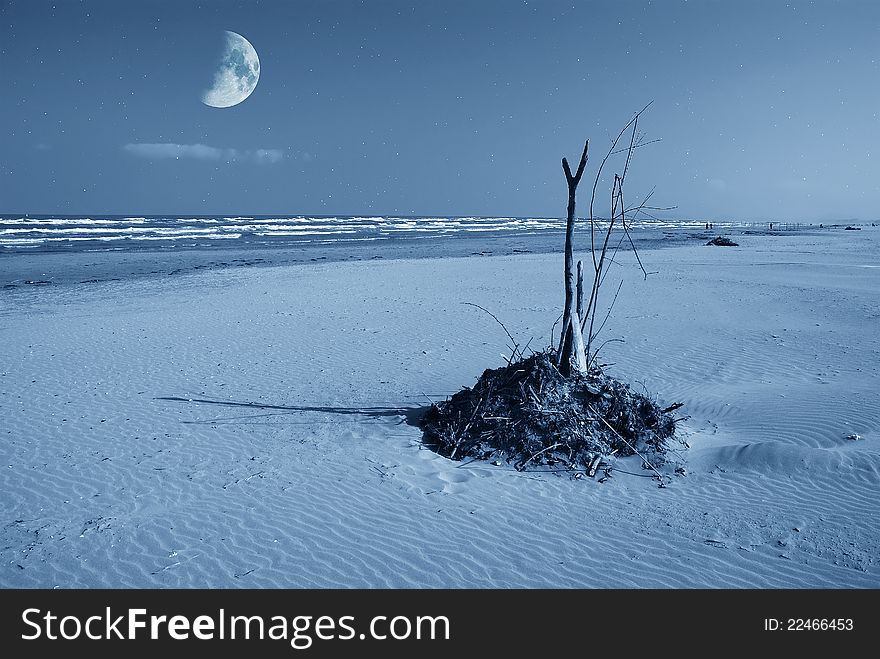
1;225;878;588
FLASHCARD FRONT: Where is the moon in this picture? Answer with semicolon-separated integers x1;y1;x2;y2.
201;31;260;108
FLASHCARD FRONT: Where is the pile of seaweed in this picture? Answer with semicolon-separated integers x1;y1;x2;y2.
420;350;684;480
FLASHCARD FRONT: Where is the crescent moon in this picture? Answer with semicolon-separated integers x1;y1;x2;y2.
201;31;260;108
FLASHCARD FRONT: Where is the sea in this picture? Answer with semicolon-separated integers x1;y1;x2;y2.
0;214;761;254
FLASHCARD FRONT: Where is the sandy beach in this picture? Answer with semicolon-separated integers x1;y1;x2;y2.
1;225;878;588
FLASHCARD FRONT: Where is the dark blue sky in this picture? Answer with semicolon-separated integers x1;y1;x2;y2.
2;0;879;221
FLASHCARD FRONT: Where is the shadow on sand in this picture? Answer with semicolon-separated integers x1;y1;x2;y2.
155;396;429;428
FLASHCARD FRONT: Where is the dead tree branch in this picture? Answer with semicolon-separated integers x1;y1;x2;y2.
557;139;590;376
463;302;522;363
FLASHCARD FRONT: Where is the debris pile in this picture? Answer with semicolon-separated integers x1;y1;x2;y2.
420;351;684;480
706;236;739;246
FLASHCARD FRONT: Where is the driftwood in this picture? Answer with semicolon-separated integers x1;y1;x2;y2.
588;454;602;478
706;236;738;247
420;351;682;477
557;140;590;377
517;442;563;472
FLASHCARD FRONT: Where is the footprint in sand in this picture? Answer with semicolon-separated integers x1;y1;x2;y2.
437;469;469;494
395;448;485;495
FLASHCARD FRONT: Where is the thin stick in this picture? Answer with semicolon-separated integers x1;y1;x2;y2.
516;442;563;471
610;137;663;155
587;279;624;338
463;302;521;362
549;312;563;351
587;404;666;485
576;260;584;321
450;397;483;460
587;338;625;370
589;102;653;269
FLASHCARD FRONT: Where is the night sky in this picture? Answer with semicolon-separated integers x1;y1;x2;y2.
2;0;879;221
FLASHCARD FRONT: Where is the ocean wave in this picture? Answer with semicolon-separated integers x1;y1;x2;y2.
0;214;759;253
0;217;147;226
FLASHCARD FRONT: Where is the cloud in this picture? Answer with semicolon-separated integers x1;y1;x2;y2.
253;148;283;164
123;143;283;164
124;143;225;160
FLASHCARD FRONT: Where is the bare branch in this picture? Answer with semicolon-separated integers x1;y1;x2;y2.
558;139;590;374
574;139;589;184
584;278;623;338
610;137;663;155
588;338;624;370
549;312;563;351
463;302;521;362
618;196;650;281
516;442;563;471
589;101;653;263
562;157;573;181
620;113;639;185
558;103;663;371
